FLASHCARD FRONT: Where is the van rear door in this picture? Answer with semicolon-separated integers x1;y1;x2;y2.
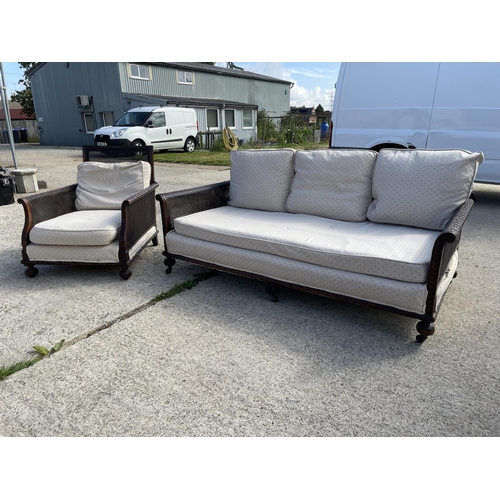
331;62;439;149
427;63;500;184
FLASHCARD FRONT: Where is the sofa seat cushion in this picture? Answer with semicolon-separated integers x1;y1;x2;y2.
286;149;377;222
172;206;441;283
75;161;151;210
228;149;296;212
30;210;122;246
367;149;483;230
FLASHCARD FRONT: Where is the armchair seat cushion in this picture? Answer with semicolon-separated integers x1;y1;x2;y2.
29;210;122;246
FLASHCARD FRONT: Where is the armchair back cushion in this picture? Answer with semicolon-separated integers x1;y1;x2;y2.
228;149;296;212
286;149;377;222
75;161;151;210
367;149;483;230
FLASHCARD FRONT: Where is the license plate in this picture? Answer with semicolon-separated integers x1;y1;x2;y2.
97;142;107;146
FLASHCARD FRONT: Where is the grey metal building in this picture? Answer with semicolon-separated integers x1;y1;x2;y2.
28;62;292;147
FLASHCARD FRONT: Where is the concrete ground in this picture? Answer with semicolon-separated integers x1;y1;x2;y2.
0;144;499;437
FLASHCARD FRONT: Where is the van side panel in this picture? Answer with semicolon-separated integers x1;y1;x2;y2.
427;63;500;183
331;62;440;149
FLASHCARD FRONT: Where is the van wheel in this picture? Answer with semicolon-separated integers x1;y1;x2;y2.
184;137;196;153
131;139;145;156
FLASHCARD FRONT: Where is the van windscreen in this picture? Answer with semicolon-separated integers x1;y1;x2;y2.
115;112;151;127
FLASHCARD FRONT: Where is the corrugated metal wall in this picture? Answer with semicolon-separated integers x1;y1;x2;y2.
31;62;123;147
118;63;289;117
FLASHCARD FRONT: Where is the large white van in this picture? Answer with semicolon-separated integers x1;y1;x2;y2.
94;106;198;152
330;62;500;184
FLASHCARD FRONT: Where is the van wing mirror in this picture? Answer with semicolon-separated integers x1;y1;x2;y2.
147;120;153;128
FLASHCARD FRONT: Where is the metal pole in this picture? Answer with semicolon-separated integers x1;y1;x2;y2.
0;62;18;169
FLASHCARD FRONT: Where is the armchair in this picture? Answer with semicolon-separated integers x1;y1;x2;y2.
18;146;159;280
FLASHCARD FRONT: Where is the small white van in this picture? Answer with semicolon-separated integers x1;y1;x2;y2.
330;62;500;184
94;106;198;152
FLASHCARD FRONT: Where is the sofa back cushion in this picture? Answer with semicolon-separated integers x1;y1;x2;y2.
228;149;295;212
75;161;151;210
286;149;377;222
367;149;483;230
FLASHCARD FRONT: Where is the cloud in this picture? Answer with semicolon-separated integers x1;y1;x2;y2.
291;84;336;111
216;62;337;110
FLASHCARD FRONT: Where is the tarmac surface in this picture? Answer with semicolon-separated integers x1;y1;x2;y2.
0;144;499;437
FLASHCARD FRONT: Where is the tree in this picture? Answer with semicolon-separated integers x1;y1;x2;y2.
10;62;37;117
316;104;325;115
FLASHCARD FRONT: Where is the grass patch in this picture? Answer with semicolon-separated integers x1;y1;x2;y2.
154;141;331;167
0;340;65;381
153;270;218;302
0;356;42;381
155;150;231;166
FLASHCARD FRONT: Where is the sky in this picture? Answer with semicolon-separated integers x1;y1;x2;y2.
1;61;340;111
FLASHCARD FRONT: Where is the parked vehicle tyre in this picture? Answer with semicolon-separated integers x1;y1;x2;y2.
131;139;145;156
184;137;196;153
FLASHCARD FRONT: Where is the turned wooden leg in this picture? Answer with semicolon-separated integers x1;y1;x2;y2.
265;283;280;302
24;265;39;278
119;267;132;280
416;321;435;343
164;255;176;275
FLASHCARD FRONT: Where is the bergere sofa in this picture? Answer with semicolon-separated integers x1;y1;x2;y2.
156;148;483;342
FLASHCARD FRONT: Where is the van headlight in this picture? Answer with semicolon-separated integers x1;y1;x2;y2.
111;128;128;138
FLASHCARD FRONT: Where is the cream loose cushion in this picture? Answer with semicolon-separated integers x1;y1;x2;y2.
367;149;483;230
286;149;377;221
30;210;122;246
228;149;295;212
75;161;151;210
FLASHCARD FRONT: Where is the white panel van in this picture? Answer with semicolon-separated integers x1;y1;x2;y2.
94;106;198;152
330;62;500;184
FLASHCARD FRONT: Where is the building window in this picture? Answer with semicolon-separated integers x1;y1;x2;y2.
207;109;219;129
242;109;253;128
129;63;150;80
83;112;96;133
101;112;114;127
224;110;235;128
177;71;194;85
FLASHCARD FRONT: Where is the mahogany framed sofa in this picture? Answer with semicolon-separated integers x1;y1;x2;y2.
19;146;158;280
156;148;483;342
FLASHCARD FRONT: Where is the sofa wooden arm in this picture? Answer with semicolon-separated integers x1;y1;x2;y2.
425;194;476;315
120;182;159;251
156;181;230;236
18;183;78;247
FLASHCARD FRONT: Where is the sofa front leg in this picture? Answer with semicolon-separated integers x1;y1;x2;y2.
416;321;435;343
119;267;132;280
265;283;280;302
163;252;176;274
24;264;39;278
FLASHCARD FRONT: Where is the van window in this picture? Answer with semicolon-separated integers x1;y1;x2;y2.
116;111;150;127
150;112;166;128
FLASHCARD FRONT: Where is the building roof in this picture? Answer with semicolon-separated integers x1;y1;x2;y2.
27;62;293;86
152;62;292;85
0;101;35;120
